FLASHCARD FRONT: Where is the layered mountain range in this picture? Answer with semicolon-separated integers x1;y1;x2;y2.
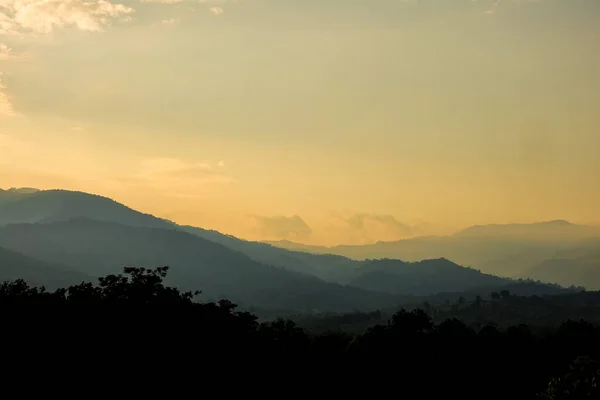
0;188;591;313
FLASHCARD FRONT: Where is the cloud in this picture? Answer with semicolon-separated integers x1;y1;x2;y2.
333;212;421;243
0;9;18;35
141;0;228;3
160;18;177;24
0;1;132;118
256;215;312;240
347;213;416;235
484;0;500;14
140;0;183;3
136;157;212;177
217;160;225;168
394;0;545;15
0;0;134;35
0;43;13;59
481;0;544;14
106;157;235;198
0;73;15;118
209;6;223;15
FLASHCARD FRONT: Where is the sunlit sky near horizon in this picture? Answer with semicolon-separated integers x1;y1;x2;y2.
1;0;599;245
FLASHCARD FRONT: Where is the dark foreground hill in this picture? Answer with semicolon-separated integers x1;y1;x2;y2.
1;266;598;400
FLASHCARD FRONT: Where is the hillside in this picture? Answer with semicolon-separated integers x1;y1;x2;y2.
267;222;600;279
0;246;92;289
0;218;403;312
455;220;600;241
0;188;358;281
526;244;600;290
180;225;360;282
0;187;40;206
348;258;509;295
0;188;576;302
0;189;172;228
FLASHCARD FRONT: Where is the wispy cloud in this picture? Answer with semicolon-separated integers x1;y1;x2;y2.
140;0;183;3
107;157;236;198
255;215;313;240
0;73;15;118
0;1;133;117
0;0;134;35
484;0;500;14
328;212;422;243
209;6;224;15
0;42;13;59
481;0;544;14
136;157;213;178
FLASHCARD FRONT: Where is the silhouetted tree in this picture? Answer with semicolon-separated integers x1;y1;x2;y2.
1;266;599;398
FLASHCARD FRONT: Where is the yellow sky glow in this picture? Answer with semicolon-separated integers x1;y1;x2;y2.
1;0;599;245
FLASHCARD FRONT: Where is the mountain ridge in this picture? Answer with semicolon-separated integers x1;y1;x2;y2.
0;217;408;311
0;187;580;301
0;245;92;289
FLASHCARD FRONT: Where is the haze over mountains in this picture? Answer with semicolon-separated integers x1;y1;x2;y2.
267;221;600;289
0;187;594;314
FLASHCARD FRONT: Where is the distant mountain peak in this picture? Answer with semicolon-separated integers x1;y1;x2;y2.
2;187;40;194
463;220;574;230
541;219;573;226
453;219;596;240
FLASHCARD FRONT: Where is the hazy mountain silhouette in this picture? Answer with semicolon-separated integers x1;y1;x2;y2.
0;189;173;228
348;258;509;296
0;246;92;289
267;221;600;280
454;220;600;240
0;187;577;301
0;187;40;206
525;240;600;289
0;218;404;311
179;225;360;282
182;226;548;295
0;188;358;281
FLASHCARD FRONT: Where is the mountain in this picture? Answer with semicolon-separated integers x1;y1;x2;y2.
455;220;600;241
0;246;92;289
0;189;358;281
528;256;600;290
264;240;329;253
526;241;600;289
0;218;403;312
179;225;360;282
0;189;172;228
0;188;575;301
347;258;509;295
267;221;600;278
0;187;40;206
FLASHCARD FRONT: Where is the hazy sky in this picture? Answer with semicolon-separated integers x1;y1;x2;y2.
1;0;599;245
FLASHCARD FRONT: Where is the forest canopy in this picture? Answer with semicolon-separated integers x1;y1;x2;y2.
1;266;599;399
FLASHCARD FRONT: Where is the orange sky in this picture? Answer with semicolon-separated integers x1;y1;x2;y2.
1;0;599;245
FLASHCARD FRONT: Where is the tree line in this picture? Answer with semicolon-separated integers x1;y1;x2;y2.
1;266;599;399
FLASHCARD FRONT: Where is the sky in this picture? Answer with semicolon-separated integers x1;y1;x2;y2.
1;0;599;245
